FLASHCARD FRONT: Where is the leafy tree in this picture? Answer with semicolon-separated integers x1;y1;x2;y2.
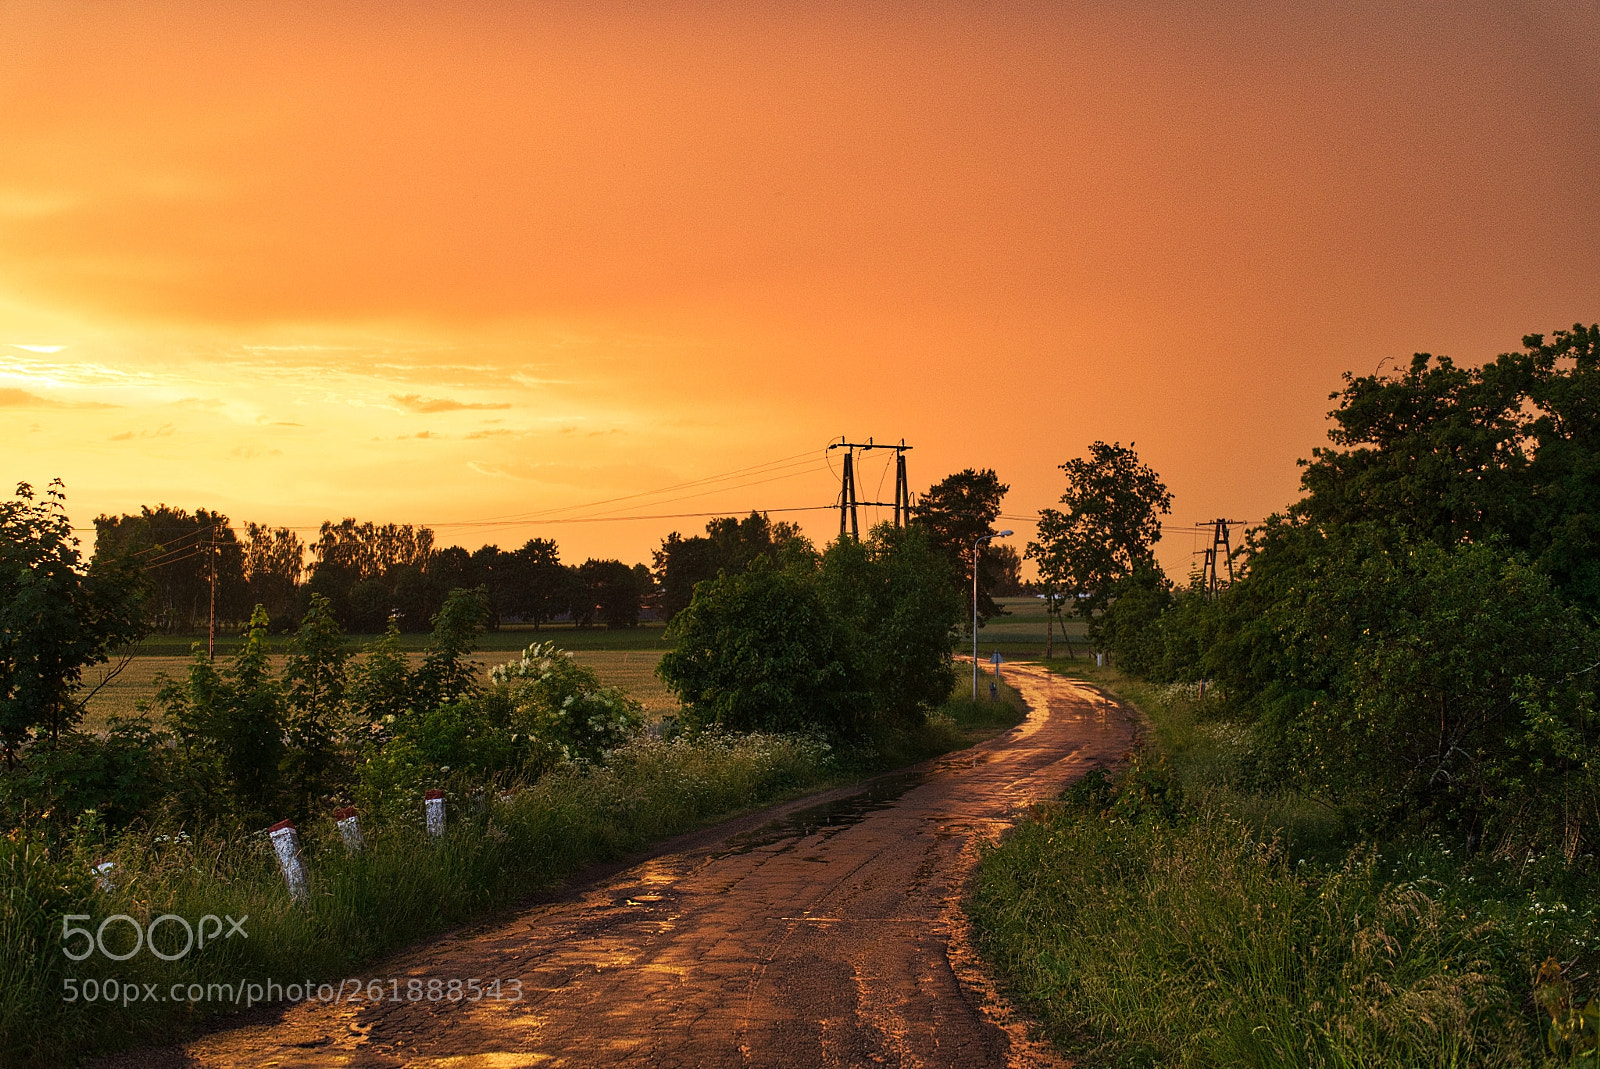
281;594;350;816
652;512;814;621
159;607;285;821
658;560;859;733
413;587;490;710
814;525;962;725
92;505;245;632
242;523;304;627
913;469;1011;627
1028;442;1173;632
1093;563;1173;677
1204;525;1598;845
1295;324;1600;612
306;518;437;631
1;482;146;767
660;524;961;734
347;617;413;726
988;543;1025;596
502;538;571;628
576;559;647;629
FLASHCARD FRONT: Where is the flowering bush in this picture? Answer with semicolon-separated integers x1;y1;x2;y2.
490;642;646;764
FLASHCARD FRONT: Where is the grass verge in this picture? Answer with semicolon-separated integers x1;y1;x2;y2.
967;667;1600;1068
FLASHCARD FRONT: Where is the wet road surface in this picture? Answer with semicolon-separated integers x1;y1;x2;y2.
138;662;1135;1068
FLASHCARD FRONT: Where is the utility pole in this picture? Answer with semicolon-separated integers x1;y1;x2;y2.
208;524;217;660
839;449;859;539
1198;518;1242;597
829;438;913;539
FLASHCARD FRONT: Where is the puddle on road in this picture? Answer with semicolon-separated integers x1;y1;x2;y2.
711;769;931;858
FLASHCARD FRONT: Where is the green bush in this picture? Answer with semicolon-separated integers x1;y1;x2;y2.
658;524;963;735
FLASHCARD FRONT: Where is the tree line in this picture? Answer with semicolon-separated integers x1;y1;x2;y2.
90;513;652;634
88;466;1029;639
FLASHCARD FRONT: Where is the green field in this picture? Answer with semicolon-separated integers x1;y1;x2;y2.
80;601;1078;733
124;621;676;658
79;644;679;732
970;595;1090;660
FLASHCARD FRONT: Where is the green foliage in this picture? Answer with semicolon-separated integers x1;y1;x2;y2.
1091;563;1173;677
488;641;645;764
1296;324;1600;613
281;594;351;817
574;559;649;629
158;607;286;823
0;716;173;831
1028;441;1173;623
659;561;858;733
659;525;962;735
814;525;963;726
652;511;815;621
1;481;147;765
91;504;244;632
412;586;490;710
347;617;413;723
912;468;1011;626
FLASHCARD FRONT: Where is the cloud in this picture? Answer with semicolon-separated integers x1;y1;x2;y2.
9;344;67;353
108;424;175;440
0;387;116;409
390;393;511;414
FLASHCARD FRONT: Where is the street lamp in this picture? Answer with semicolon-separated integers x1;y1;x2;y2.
973;529;1013;699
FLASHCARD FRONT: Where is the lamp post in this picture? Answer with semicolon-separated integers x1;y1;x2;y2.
972;529;1013;699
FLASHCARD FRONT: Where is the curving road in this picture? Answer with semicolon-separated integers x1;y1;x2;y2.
144;662;1134;1069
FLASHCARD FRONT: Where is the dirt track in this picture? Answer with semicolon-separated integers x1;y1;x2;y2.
130;662;1135;1068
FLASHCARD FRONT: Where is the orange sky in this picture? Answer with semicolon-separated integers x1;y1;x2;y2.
3;1;1598;579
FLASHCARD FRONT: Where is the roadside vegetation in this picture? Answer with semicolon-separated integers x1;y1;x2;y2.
972;325;1600;1067
0;480;1020;1066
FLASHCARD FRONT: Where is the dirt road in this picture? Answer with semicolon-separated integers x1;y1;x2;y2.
142;663;1135;1068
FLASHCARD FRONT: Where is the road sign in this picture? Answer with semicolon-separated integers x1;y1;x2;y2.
989;651;1003;665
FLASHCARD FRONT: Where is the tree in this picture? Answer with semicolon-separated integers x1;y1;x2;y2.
814;525;962;725
242;523;304;626
1027;442;1173;633
576;559;647;629
159;606;285;821
1;482;146;767
1294;324;1600;613
913;469;1010;628
657;560;859;733
659;524;962;734
93;505;246;631
652;512;814;621
502;538;571;628
281;594;350;816
413;586;490;711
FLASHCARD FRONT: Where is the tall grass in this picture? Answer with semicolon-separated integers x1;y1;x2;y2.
968;670;1599;1068
1;731;831;1066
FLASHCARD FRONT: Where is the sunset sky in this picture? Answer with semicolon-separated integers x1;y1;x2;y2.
4;1;1597;578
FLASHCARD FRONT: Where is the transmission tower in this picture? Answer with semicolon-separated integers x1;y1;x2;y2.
1198;518;1243;597
829;438;913;539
